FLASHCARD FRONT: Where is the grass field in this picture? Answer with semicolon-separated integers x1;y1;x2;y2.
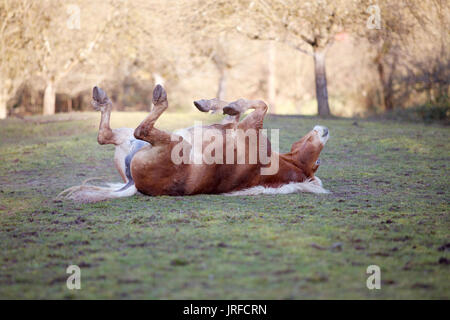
0;111;449;299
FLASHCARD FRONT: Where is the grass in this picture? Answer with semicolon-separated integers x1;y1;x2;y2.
0;111;449;299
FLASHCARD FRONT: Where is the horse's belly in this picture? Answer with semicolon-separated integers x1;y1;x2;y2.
130;146;188;196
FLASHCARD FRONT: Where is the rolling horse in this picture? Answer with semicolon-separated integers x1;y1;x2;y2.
59;85;329;202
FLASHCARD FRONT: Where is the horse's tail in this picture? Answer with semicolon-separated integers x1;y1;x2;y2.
56;177;137;203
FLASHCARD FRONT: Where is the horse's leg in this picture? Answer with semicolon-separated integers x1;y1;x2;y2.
92;86;135;182
224;99;272;171
224;99;268;130
134;85;173;146
193;98;240;125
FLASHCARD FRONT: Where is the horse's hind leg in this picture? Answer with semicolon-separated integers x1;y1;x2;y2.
134;85;173;146
92;86;136;182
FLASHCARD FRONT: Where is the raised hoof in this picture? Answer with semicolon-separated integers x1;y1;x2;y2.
92;86;111;111
193;100;210;112
93;86;109;104
223;104;240;116
152;84;167;105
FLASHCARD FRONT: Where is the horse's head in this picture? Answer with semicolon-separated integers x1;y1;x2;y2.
290;125;329;178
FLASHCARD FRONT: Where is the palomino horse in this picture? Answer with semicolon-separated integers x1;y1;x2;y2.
59;85;329;202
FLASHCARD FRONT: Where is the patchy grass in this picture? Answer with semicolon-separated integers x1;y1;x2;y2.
0;111;449;299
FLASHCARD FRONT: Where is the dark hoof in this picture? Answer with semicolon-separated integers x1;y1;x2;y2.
223;105;240;116
152;84;167;105
92;86;108;104
193;100;209;112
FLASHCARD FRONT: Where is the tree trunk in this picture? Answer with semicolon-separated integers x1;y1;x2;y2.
67;98;72;112
217;71;226;101
43;80;56;115
267;41;276;113
0;94;7;119
313;49;331;116
375;58;396;111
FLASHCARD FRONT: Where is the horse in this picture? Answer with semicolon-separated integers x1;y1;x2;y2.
59;85;329;202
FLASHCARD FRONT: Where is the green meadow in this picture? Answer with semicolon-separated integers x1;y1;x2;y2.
0;112;448;299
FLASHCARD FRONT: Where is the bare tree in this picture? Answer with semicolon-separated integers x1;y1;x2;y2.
181;0;372;116
2;0;446;118
363;1;417;110
33;1;126;115
212;43;231;101
0;0;47;119
362;0;447;110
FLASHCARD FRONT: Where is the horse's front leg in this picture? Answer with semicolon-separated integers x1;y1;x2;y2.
224;99;268;131
193;98;240;125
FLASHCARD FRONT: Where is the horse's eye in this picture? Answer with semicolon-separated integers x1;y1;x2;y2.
316;159;321;165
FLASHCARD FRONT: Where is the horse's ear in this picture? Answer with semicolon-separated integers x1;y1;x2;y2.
93;86;108;104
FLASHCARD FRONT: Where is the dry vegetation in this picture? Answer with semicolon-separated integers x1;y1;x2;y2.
0;0;448;119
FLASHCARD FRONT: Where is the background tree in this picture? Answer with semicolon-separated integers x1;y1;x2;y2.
0;0;47;119
363;1;425;110
0;0;447;119
181;0;373;116
360;0;449;111
34;1;124;115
